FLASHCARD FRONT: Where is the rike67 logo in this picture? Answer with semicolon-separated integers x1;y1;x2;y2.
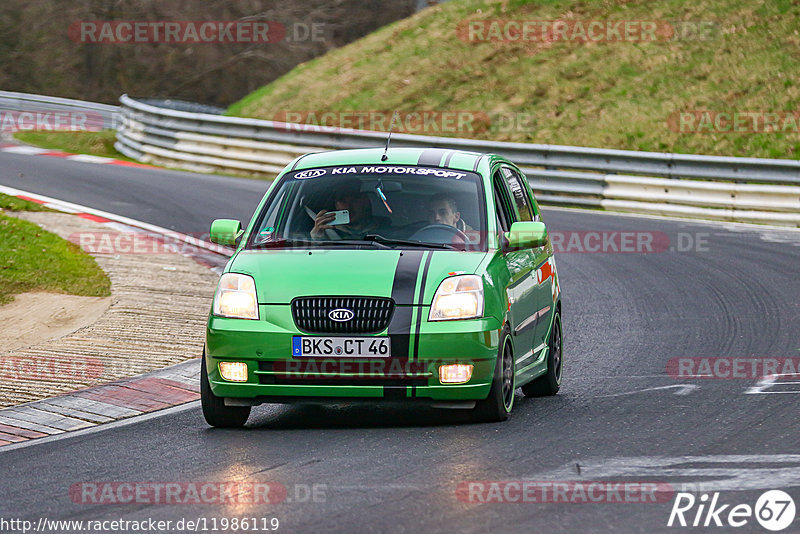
668;490;796;531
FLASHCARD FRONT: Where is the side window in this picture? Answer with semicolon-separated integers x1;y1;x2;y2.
502;167;535;222
492;170;515;232
252;188;289;244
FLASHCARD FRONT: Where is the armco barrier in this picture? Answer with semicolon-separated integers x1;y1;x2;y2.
0;91;118;131
116;95;800;226
5;92;797;227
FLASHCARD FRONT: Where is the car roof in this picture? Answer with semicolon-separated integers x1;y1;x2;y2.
290;147;507;174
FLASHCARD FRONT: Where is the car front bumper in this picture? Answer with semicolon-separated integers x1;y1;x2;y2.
206;305;502;403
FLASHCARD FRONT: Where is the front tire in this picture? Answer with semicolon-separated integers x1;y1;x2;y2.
521;311;562;397
473;328;515;422
201;352;251;428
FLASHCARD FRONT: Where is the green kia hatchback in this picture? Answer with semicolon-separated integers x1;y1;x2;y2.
203;147;562;427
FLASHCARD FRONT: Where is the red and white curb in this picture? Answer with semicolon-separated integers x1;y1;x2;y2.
0;142;152;169
0;359;200;446
0;184;233;271
0;187;234;447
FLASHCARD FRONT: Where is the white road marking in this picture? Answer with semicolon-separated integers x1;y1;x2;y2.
595;384;700;397
1;145;49;154
66;154;114;164
43;202;79;213
103;221;140;233
745;373;800;394
526;455;800;492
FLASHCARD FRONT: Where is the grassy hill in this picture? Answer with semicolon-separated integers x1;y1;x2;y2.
0;194;110;305
228;0;800;159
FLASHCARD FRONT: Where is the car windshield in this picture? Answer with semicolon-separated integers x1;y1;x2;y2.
247;165;487;251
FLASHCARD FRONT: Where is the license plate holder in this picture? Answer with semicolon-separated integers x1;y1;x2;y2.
292;336;391;358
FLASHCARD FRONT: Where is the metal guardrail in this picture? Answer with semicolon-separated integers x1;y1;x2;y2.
2;91;795;225
0;90;119;131
117;94;800;226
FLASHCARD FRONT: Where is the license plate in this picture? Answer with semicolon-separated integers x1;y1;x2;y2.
292;336;391;358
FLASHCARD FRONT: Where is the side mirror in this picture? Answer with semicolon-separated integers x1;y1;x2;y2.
209;219;243;246
504;221;547;250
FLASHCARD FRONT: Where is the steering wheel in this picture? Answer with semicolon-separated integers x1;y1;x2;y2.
408;223;469;245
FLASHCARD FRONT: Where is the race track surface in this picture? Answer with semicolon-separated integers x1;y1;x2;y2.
2;152;799;533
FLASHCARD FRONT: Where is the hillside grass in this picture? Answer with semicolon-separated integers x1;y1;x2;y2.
0;194;111;305
0;193;53;212
13;130;131;160
228;0;800;159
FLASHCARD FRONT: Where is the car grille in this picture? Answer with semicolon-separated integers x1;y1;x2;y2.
291;297;394;334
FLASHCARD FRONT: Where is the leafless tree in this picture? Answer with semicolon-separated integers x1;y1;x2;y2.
0;0;418;106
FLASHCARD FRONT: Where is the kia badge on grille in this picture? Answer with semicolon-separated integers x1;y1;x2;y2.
329;308;354;322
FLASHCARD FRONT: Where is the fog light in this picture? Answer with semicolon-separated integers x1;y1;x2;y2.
219;361;248;382
439;364;474;384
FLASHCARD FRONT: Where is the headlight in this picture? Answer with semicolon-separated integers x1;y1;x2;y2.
213;273;259;320
429;274;483;321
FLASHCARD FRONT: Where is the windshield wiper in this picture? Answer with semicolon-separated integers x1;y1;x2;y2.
250;238;390;249
362;234;457;250
250;238;307;249
331;239;391;249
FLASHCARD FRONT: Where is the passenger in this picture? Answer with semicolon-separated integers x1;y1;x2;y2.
311;181;388;239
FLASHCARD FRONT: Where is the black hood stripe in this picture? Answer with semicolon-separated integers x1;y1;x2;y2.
290;153;309;171
390;250;425;305
385;250;425;399
472;154;482;172
417;149;448;166
386;250;424;369
442;151;455;168
412;251;434;362
409;251;434;398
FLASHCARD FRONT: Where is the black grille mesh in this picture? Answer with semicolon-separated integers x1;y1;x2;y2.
291;297;394;334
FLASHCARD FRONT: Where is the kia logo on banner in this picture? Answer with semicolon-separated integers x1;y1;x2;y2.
329;309;354;322
294;169;326;179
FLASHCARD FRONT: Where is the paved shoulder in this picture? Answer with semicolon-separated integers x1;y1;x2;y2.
0;359;199;446
0;211;218;408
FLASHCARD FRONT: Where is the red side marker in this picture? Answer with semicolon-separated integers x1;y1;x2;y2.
76;213;112;223
15;195;46;204
108;160;154;168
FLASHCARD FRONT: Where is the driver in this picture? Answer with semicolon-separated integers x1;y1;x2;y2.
311;181;387;239
428;195;472;233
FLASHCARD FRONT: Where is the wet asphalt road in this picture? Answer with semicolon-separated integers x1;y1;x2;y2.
1;151;799;533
